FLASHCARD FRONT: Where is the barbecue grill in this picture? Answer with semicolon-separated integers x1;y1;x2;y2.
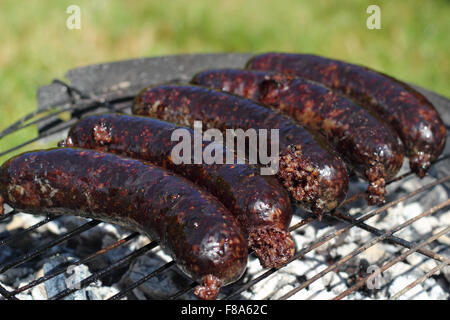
0;53;449;300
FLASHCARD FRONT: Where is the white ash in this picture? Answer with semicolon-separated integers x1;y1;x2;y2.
0;157;448;300
0;214;136;300
118;248;193;300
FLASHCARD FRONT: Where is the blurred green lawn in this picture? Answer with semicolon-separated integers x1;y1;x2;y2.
0;0;449;163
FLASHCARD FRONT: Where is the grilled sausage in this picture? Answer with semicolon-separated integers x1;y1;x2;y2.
0;148;248;300
59;113;295;268
246;53;447;177
132;85;349;217
192;69;405;204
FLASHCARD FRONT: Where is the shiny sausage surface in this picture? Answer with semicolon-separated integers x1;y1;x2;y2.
247;53;447;177
0;148;248;300
61;113;295;268
133;85;349;216
192;69;405;204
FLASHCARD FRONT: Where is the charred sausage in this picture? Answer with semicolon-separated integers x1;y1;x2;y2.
59;113;295;268
246;53;447;177
0;148;248;300
192;69;405;204
132;85;349;217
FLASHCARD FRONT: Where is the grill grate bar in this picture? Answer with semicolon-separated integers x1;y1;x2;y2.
390;258;450;300
0;105;133;160
0;284;18;300
345;174;450;223
0;122;77;158
330;210;447;262
0;215;57;248
278;198;450;300
168;282;197;300
2;96;131;140
0;106;73;140
373;244;449;293
0;79;87;139
206;174;450;299
0;106;68;140
223;225;350;300
333;226;450;300
0;220;100;275
288;216;315;232
121;247;262;300
0;80;133;141
0;210;16;222
108;260;176;300
339;153;450;211
10;232;139;295
290;156;449;236
50;241;157;300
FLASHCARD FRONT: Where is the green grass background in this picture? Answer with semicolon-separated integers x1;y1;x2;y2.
1;0;449;163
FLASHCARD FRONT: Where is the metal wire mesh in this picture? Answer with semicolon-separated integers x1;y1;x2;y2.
0;79;448;300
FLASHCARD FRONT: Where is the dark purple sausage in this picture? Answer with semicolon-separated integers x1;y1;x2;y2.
59;113;295;268
192;69;405;205
246;53;447;177
0;148;248;300
132;85;349;217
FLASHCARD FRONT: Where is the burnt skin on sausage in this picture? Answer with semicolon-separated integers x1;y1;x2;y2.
0;148;248;300
192;69;405;205
132;85;349;217
59;113;295;268
246;53;447;177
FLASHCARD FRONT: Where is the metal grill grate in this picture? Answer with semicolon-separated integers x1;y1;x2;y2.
0;55;449;300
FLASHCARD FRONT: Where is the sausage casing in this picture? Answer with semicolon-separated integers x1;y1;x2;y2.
60;113;295;268
0;148;248;300
192;69;405;204
246;52;447;177
133;85;349;216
